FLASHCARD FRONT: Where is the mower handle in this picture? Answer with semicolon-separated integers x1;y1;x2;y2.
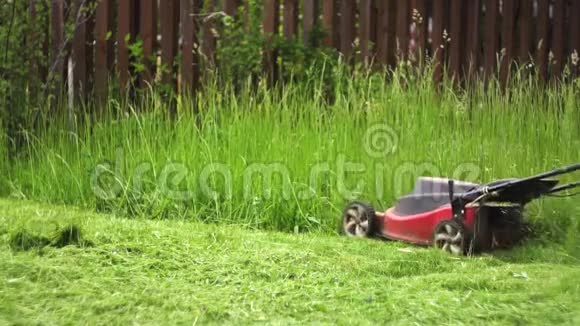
460;163;580;201
548;181;580;194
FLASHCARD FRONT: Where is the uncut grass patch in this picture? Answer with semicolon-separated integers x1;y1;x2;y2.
1;68;578;237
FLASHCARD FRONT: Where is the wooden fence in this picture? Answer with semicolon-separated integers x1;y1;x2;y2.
30;0;580;103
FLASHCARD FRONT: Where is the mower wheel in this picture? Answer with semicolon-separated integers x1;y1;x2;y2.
342;201;378;238
433;220;467;255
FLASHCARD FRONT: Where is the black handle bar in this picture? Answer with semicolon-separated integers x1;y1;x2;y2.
461;163;580;201
548;181;580;194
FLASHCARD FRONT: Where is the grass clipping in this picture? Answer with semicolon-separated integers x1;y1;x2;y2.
9;224;93;251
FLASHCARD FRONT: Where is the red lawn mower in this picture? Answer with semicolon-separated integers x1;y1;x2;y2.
342;164;580;255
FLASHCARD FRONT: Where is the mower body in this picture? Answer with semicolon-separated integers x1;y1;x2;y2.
381;205;476;246
342;164;579;254
378;177;525;250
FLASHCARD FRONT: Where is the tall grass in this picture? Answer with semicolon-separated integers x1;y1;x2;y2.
1;65;579;238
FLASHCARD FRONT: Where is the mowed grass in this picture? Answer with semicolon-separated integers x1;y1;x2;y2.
1;198;580;325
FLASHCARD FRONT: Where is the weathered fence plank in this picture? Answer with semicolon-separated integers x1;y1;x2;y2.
432;0;445;83
160;0;180;87
85;10;95;95
484;0;499;79
359;0;372;64
536;0;550;82
370;1;378;55
107;3;116;73
51;0;65;99
41;1;51;85
71;0;87;98
340;0;356;59
263;0;280;83
396;0;409;59
412;0;428;60
131;0;140;38
571;0;580;53
117;0;133;90
139;0;157;86
303;0;318;46
283;0;298;40
223;0;238;16
28;0;40;97
518;0;533;62
181;0;201;94
551;0;566;79
322;0;338;48
571;0;580;76
449;0;463;80
95;0;109;105
500;0;516;88
465;0;480;76
376;0;397;67
202;0;217;66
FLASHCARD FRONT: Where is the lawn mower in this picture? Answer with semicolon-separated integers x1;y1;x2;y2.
342;163;580;255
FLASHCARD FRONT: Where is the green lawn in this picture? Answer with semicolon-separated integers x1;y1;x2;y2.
1;199;579;325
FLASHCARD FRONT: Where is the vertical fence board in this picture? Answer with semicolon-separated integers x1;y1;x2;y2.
107;3;115;72
42;1;51;85
413;0;428;60
283;0;298;40
536;0;550;82
117;0;132;90
376;0;397;67
322;0;337;47
65;0;74;78
263;1;279;34
160;0;180;87
71;0;87;98
396;0;409;59
449;0;463;80
85;11;95;95
376;0;387;64
95;0;109;106
224;0;238;15
51;0;65;99
570;0;580;53
484;0;499;79
465;0;480;76
518;0;532;62
303;0;318;46
551;0;565;78
432;0;446;83
181;0;193;90
131;0;140;39
202;0;217;65
181;0;201;94
139;0;157;86
571;0;580;76
500;0;516;88
370;2;378;53
263;0;280;83
29;0;40;97
359;0;371;64
340;0;356;58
